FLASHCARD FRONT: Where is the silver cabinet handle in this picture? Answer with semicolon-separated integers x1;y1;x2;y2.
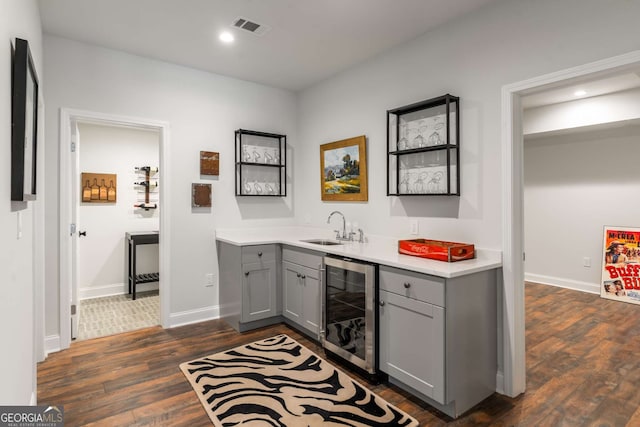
319;264;325;342
258;252;263;257
379;300;385;306
301;274;306;279
296;273;301;278
244;272;249;277
404;282;411;289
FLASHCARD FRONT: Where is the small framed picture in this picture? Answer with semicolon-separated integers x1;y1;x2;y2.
200;151;219;176
192;183;212;207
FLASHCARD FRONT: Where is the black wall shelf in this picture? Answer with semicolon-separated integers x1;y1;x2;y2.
235;129;286;197
386;94;460;196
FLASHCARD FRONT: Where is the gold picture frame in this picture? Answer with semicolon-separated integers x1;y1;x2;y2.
320;135;368;201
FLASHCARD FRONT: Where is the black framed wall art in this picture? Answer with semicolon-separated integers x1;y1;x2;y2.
11;38;39;201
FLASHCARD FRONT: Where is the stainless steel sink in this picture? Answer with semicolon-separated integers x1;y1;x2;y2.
301;239;343;246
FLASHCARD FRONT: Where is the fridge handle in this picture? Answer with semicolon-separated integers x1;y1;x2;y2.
319;263;325;343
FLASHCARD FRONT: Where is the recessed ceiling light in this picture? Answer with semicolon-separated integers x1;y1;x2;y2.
574;89;587;97
219;31;234;43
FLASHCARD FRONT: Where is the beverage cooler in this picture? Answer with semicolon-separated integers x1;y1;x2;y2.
322;256;378;375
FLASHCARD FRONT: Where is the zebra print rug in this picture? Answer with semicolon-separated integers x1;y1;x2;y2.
180;334;418;427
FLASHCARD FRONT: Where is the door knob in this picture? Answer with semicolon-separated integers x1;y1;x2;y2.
379;300;385;306
79;231;87;237
404;282;411;289
258;252;263;257
244;272;249;277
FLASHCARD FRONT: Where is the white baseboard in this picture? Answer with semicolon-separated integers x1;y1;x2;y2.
79;282;159;300
525;273;599;294
44;334;61;356
495;370;505;395
168;305;220;328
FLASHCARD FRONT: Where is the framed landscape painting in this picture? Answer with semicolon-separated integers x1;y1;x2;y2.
320;135;368;201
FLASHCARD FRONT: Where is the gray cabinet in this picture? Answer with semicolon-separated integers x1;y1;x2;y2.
217;237;498;419
282;246;322;337
242;261;277;322
379;289;445;403
378;265;497;419
218;242;281;332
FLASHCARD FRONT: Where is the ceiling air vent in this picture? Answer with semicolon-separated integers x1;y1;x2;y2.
232;17;271;37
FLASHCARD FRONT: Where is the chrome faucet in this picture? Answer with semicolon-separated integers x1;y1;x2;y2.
327;211;347;240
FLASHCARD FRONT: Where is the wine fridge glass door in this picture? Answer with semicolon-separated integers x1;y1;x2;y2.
323;257;377;374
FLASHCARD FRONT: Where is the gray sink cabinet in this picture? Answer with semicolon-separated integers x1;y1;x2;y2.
378;265;497;418
217;242;281;332
281;245;322;338
216;237;498;419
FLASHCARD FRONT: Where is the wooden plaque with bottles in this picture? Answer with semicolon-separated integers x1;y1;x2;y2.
81;172;117;203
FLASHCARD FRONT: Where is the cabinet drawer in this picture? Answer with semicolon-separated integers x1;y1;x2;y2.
379;265;444;307
282;246;323;269
242;245;277;264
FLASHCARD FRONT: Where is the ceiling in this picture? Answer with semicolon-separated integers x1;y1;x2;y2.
38;0;499;91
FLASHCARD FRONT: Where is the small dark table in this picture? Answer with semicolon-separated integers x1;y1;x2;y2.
126;231;159;300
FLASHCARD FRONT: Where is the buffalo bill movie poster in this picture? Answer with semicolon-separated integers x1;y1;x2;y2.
602;226;640;304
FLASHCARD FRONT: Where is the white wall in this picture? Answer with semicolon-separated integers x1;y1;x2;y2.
295;0;640;250
77;123;159;299
524;125;640;293
43;35;298;336
0;0;43;405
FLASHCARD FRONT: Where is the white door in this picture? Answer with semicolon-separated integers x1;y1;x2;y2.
70;121;80;340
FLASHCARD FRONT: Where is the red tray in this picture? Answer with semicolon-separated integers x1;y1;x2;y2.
398;239;475;262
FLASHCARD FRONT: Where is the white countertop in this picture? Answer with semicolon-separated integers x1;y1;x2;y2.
215;226;502;278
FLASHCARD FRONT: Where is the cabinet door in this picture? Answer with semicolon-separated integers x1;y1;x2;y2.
300;265;320;336
282;261;302;323
242;261;277;322
379;289;445;404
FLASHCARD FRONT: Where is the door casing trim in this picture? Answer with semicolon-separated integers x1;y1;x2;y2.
58;108;171;349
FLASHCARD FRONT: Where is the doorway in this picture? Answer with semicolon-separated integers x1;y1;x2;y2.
522;101;640;294
74;121;161;340
59;109;171;350
501;50;640;397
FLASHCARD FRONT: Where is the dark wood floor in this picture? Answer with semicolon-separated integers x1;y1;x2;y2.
38;283;640;426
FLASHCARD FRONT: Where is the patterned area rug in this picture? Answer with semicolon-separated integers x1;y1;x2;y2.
78;290;159;340
180;334;418;427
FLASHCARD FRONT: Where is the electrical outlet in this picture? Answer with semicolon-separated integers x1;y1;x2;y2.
583;257;591;267
205;273;214;287
410;220;419;235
